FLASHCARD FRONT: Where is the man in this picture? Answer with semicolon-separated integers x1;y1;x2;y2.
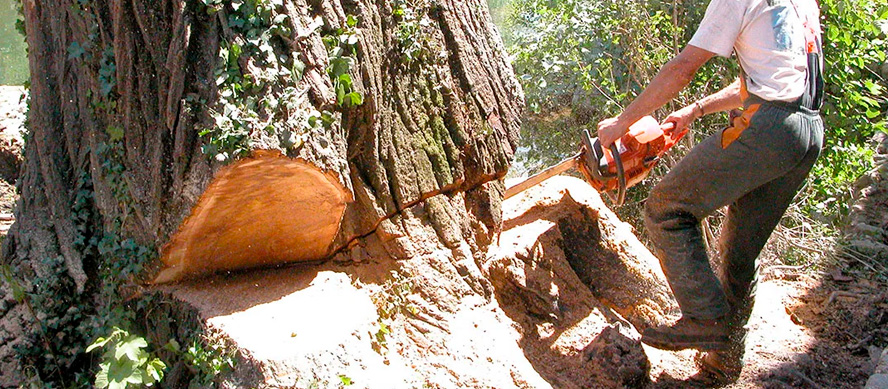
596;0;824;381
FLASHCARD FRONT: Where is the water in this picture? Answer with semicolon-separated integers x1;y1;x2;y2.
0;0;27;85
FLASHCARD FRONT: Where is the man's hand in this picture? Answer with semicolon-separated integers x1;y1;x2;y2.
663;103;700;135
597;117;629;148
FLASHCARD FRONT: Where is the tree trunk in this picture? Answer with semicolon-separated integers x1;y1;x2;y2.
1;0;521;385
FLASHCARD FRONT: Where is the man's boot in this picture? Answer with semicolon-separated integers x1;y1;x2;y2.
641;317;730;351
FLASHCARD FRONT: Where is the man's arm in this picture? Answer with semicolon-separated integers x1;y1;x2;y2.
597;45;716;147
663;78;742;131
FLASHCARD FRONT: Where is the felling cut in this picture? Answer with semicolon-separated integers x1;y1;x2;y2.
154;150;351;283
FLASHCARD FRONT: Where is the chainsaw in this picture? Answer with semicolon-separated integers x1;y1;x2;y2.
504;116;686;205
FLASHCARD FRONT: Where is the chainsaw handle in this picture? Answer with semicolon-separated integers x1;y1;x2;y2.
608;143;626;206
661;120;690;146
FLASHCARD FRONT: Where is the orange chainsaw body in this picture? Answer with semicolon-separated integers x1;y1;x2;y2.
579;116;685;201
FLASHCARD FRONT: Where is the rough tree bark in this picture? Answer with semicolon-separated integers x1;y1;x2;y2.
0;0;680;387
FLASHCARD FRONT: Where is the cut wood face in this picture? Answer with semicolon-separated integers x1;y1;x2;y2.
154;150;351;283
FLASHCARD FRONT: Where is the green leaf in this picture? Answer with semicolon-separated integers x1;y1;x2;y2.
95;363;111;388
147;359;167;382
347;15;358;27
125;369;144;385
347;92;363;106
107;359;136;387
292;59;306;81
109;380;128;389
165;338;181;353
338;73;352;85
228;43;243;69
115;335;148;362
273;14;288;25
67;41;85;60
106;125;124;142
339;375;353;386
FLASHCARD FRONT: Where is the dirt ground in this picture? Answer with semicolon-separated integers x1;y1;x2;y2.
646;260;887;388
0;85;22;234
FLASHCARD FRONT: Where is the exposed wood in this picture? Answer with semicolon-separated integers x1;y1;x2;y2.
155;150;351;283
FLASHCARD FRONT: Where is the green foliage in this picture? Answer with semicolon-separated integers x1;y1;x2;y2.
86;327;166;389
373;271;417;320
12;37;164;386
199;1;364;161
322;14;364;106
391;0;432;64
164;333;236;387
201;0;296;161
1;0;28;85
13;254;95;387
369;271;417;354
98;47;118;98
809;0;887;222
497;0;887;244
503;0;737;175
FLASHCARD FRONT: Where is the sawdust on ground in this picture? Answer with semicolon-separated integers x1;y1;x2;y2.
645;260;886;388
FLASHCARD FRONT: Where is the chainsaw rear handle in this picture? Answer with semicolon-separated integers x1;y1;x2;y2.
609;143;626;206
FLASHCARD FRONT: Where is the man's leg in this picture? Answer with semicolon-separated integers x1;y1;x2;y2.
701;111;823;378
642;104;820;350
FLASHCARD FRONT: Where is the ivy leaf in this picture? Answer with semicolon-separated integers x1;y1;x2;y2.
109;380;128;389
94;362;110;388
125;369;144;385
292;59;305;81
107;359;136;389
67;41;85;60
336;84;346;105
146;359;166;383
273;14;288;25
347;92;363;106
228;44;242;69
106;125;124;142
115;335;148;362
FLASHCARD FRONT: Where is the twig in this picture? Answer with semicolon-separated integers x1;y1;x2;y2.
825;290;864;306
789;368;821;389
766;264;810;272
842;247;885;273
845;333;873;351
773;229;826;254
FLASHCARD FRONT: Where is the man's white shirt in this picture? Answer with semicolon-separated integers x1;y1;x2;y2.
689;0;821;102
